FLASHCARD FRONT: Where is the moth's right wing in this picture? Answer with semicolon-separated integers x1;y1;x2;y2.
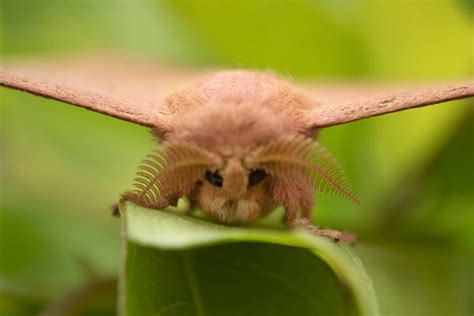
0;55;210;128
300;81;474;131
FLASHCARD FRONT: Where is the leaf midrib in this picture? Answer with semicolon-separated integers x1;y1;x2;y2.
183;250;205;316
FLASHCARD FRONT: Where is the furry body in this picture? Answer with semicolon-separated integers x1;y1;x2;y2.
152;71;317;225
123;70;358;243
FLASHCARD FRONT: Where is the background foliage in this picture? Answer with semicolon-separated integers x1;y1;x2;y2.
0;0;472;315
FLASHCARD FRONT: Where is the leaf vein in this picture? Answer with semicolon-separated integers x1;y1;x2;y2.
155;301;195;316
183;251;205;316
236;260;322;311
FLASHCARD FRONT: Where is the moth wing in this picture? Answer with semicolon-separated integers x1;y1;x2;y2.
300;81;474;130
0;55;210;128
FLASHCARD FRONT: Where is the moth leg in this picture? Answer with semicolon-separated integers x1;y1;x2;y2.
300;196;316;220
112;195;170;217
289;194;357;244
121;191;170;210
149;190;181;209
290;218;357;245
150;198;172;210
167;196;179;207
282;206;299;225
281;196;311;224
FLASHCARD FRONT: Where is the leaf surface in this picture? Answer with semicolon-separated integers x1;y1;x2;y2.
119;202;378;316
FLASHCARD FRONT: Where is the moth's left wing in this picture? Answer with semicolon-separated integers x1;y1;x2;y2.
301;81;474;130
0;55;209;128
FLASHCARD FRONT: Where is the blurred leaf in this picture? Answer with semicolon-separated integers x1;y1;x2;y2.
0;277;117;316
374;107;474;254
166;1;367;77
120;202;378;316
1;0;210;64
359;0;472;79
357;243;472;316
0;285;46;316
38;278;117;316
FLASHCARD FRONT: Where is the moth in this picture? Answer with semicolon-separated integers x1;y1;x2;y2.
1;56;473;243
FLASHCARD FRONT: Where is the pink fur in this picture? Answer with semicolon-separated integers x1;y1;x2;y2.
153;70;318;224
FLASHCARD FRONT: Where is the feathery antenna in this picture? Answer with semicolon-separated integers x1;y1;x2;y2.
255;134;359;204
124;141;214;208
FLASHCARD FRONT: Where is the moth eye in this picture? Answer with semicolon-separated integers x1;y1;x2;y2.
205;170;223;187
248;169;266;187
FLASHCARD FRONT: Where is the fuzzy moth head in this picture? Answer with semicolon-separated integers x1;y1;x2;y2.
124;134;358;224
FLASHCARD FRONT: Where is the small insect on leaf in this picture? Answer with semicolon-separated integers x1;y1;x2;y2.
124;141;215;209
255;134;359;204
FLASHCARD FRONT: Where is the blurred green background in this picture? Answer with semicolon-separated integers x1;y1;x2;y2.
0;0;472;315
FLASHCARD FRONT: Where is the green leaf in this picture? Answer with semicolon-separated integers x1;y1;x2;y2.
119;202;378;316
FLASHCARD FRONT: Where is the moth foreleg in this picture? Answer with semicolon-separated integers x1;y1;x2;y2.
150;196;179;210
111;194;172;217
290;218;357;244
281;205;299;225
300;196;316;220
